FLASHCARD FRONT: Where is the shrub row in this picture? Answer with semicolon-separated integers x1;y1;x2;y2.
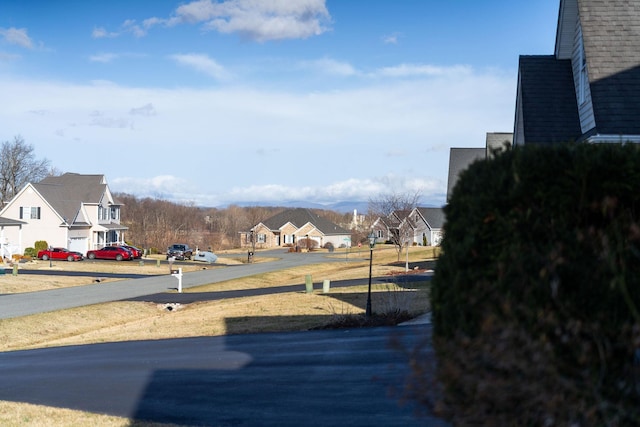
430;143;640;425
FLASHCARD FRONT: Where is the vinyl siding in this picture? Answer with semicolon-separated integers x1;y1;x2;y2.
572;22;596;133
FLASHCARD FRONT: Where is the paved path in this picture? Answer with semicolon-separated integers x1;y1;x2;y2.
0;250;352;319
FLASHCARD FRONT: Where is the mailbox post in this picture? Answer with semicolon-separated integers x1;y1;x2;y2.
171;267;183;293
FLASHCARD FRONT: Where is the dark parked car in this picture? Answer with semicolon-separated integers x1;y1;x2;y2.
121;245;142;259
166;244;193;260
37;247;83;262
87;246;133;261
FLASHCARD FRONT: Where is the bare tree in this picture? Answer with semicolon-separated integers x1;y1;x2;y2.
368;190;421;261
0;136;50;205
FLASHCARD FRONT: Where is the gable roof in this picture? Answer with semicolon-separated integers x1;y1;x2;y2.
515;55;582;144
260;208;349;235
486;132;513;154
415;207;445;229
34;173;110;224
447;148;485;201
565;0;640;136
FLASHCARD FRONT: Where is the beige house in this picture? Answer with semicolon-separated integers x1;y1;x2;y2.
242;208;351;249
0;173;127;256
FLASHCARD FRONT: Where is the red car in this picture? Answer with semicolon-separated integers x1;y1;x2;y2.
86;246;132;261
37;247;84;262
121;245;142;259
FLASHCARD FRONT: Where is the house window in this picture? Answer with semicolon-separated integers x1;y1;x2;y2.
284;234;294;244
110;206;119;220
257;234;266;243
19;206;41;220
578;44;587;105
376;230;383;238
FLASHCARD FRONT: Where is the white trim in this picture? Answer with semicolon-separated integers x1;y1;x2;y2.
585;135;640;144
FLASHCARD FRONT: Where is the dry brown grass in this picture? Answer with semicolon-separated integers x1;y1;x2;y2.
0;255;244;293
0;245;435;425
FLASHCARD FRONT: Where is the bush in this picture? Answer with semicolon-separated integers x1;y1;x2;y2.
23;247;37;258
34;240;48;252
428;143;640;425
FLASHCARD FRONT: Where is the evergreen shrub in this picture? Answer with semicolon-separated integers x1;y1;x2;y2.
430;143;640;425
23;247;37;258
34;240;48;252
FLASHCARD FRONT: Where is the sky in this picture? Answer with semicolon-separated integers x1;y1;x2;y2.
0;0;559;208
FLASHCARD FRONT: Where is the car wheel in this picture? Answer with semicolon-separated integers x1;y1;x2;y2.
67;255;74;262
88;253;96;259
42;254;49;261
116;254;123;261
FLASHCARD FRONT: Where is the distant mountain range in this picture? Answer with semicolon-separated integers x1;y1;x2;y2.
217;196;445;213
219;200;371;214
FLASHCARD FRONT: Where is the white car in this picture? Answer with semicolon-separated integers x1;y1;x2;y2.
193;251;218;263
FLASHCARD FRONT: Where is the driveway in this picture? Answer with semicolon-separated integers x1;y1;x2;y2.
0;324;446;426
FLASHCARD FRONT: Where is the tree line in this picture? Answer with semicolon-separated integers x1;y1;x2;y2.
116;194;356;253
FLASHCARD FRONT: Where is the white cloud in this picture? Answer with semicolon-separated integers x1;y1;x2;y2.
170;53;231;80
0;63;514;208
299;58;357;77
130;103;157;116
0;27;33;49
102;0;331;42
375;64;473;78
381;33;400;45
92;27;118;39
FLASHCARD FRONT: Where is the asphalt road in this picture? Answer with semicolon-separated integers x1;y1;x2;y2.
0;250;356;320
0;324;446;426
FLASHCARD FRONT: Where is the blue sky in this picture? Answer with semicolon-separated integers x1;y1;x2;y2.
0;0;558;208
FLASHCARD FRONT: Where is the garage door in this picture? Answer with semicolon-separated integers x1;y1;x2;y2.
69;237;88;254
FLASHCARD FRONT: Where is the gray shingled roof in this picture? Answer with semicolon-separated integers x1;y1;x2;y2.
447;148;485;202
485;132;513;153
260;208;349;235
517;55;582;144
416;207;445;229
35;173;107;224
578;0;640;136
0;217;25;226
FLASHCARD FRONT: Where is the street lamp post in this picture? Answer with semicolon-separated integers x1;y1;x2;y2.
366;231;376;317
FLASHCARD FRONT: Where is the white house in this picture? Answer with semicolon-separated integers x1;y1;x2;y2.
0;173;128;256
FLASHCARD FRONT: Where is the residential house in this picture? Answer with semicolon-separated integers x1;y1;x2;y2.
514;0;640;145
446;132;512;201
242;208;351;249
0;173;128;255
410;207;445;246
371;207;444;247
371;210;410;244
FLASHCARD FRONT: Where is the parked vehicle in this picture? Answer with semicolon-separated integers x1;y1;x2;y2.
87;246;133;261
121;245;142;259
166;244;193;260
193;251;217;263
37;247;84;262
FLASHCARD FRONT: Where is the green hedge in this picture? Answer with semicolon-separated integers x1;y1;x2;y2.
431;143;640;425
